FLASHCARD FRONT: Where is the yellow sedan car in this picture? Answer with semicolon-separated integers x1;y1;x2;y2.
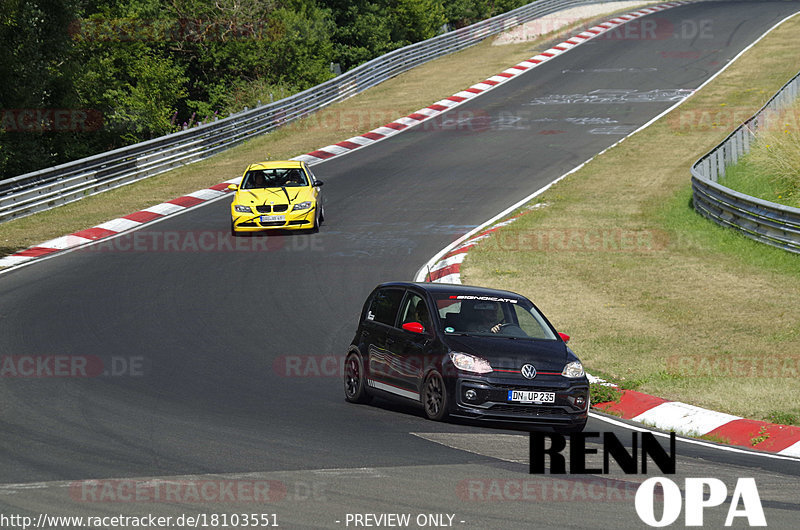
229;160;325;235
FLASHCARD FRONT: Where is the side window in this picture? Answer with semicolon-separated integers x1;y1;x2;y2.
398;293;432;333
306;166;318;185
365;289;404;326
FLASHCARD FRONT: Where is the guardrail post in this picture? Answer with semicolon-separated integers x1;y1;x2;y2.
715;149;726;179
708;152;718;182
701;158;711;180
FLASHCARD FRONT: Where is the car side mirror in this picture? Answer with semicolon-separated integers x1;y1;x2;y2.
314;180;324;187
558;332;570;343
227;184;238;191
402;322;425;334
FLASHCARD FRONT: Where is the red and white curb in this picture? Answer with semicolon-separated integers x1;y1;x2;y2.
596;389;800;456
0;181;239;268
417;206;542;284
0;2;686;271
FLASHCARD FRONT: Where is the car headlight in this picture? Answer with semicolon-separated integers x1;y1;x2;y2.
292;201;312;211
449;352;492;374
234;205;251;213
562;361;584;378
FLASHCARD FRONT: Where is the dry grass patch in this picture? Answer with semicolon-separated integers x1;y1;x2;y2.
463;15;800;420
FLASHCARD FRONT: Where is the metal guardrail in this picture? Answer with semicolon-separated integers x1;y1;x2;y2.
0;0;635;224
691;70;800;254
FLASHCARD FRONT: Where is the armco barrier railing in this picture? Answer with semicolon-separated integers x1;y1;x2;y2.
0;0;635;224
691;70;800;254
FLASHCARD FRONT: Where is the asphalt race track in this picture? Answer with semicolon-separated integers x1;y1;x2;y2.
2;2;800;528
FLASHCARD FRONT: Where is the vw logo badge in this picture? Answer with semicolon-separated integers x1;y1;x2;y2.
521;364;537;379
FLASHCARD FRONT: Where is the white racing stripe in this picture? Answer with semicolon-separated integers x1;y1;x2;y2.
429;253;466;273
779;441;800;457
142;202;185;216
367;379;420;401
187;188;225;200
633;402;741;435
95;218;142;233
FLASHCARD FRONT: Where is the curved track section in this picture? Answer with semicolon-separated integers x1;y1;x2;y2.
2;2;800;527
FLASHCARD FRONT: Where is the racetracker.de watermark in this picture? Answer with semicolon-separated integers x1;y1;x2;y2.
456;477;652;502
274;355;344;378
80;231;323;253
668;107;800;132
273;354;564;379
1;109;103;132
284;108;527;134
0;355;144;377
667;354;800;378
496;17;713;44
476;228;669;253
70;479;287;503
597;18;713;41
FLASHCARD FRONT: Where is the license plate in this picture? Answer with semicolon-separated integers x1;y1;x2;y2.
260;215;285;223
508;390;555;403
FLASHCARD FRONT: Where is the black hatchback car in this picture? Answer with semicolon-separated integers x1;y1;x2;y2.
343;282;589;432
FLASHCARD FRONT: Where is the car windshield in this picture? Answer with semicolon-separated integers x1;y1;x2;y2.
433;293;557;340
241;168;308;189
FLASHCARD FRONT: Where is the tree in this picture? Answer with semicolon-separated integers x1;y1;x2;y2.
0;0;84;177
71;5;189;144
323;0;395;72
390;0;446;45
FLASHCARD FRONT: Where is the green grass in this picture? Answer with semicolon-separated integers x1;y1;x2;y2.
765;410;799;426
589;383;623;405
698;433;733;445
657;184;800;276
719;160;798;207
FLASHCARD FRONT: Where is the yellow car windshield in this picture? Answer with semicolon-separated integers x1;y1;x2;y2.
242;168;308;189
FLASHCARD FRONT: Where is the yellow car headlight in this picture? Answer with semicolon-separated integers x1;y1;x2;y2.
292;201;312;211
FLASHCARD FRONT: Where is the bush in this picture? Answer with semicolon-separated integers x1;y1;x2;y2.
723;99;800;207
590;383;623;405
765;410;799;426
750;125;800;200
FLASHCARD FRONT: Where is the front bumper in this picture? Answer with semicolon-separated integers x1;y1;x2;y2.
231;207;316;232
448;375;589;425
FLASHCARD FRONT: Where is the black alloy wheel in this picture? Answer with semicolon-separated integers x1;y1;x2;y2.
423;370;448;421
344;351;371;404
